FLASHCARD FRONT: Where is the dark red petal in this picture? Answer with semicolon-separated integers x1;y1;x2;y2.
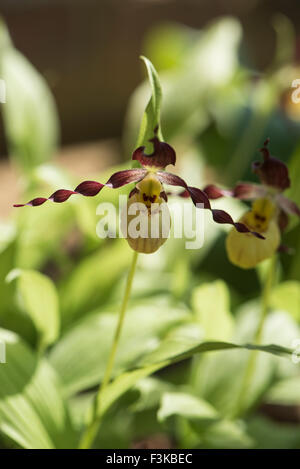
157;171;264;238
106;169;147;188
75;181;103;196
252;139;290;191
13;169;148;208
204;182;266;201
211;209;234;225
233;183;266;200
186;186;211;209
49;189;77;203
132;136;176;169
157;172;211;208
276;194;300;217
13;197;48;208
156;171;186;187
211;210;263;238
14;180;104;207
204;184;233;199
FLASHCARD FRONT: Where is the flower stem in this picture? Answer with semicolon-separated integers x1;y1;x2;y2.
79;250;139;449
233;255;276;418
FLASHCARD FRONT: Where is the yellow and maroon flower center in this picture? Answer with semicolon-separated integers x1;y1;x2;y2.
135;173;164;210
243;198;276;233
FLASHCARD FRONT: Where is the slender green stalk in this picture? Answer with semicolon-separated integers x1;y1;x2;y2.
233;255;276;418
79;250;139;449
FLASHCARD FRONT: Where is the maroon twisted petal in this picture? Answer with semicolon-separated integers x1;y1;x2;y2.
13;181;103;207
204;183;266;201
203;184;233;199
157;171;265;239
14;169;147;208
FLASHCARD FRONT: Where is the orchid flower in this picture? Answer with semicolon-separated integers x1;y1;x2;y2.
14;129;263;253
204;139;300;268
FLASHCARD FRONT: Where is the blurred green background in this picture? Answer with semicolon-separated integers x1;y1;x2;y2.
0;0;300;450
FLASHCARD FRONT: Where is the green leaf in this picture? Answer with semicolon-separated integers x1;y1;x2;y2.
130;377;173;413
191;280;234;340
7;269;60;349
139;339;291;368
199;419;253;449
0;19;58;171
191;306;300;417
0;328;76;449
49;302;190;397
135;56;163;151
163;393;254;449
158;392;218;423
98;338;293;420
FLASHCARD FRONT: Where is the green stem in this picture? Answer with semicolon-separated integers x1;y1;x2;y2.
233;255;276;418
79;250;139;449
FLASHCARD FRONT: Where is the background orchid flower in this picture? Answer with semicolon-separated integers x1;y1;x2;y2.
14;129;263;253
204;139;300;268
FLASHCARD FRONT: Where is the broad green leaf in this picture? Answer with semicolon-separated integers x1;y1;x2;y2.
130;377;173;412
68;393;95;430
270;281;300;321
191;280;234;340
191;306;299;417
0;329;76;449
169;397;253;448
158;392;218;423
198;419;253;449
7;269;60;349
139;339;292;368
49;302;190;397
98;338;293;420
135;56;163;151
0;19;58;171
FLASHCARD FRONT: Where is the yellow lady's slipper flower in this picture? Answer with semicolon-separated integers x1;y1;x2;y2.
226;198;280;269
204;139;300;269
